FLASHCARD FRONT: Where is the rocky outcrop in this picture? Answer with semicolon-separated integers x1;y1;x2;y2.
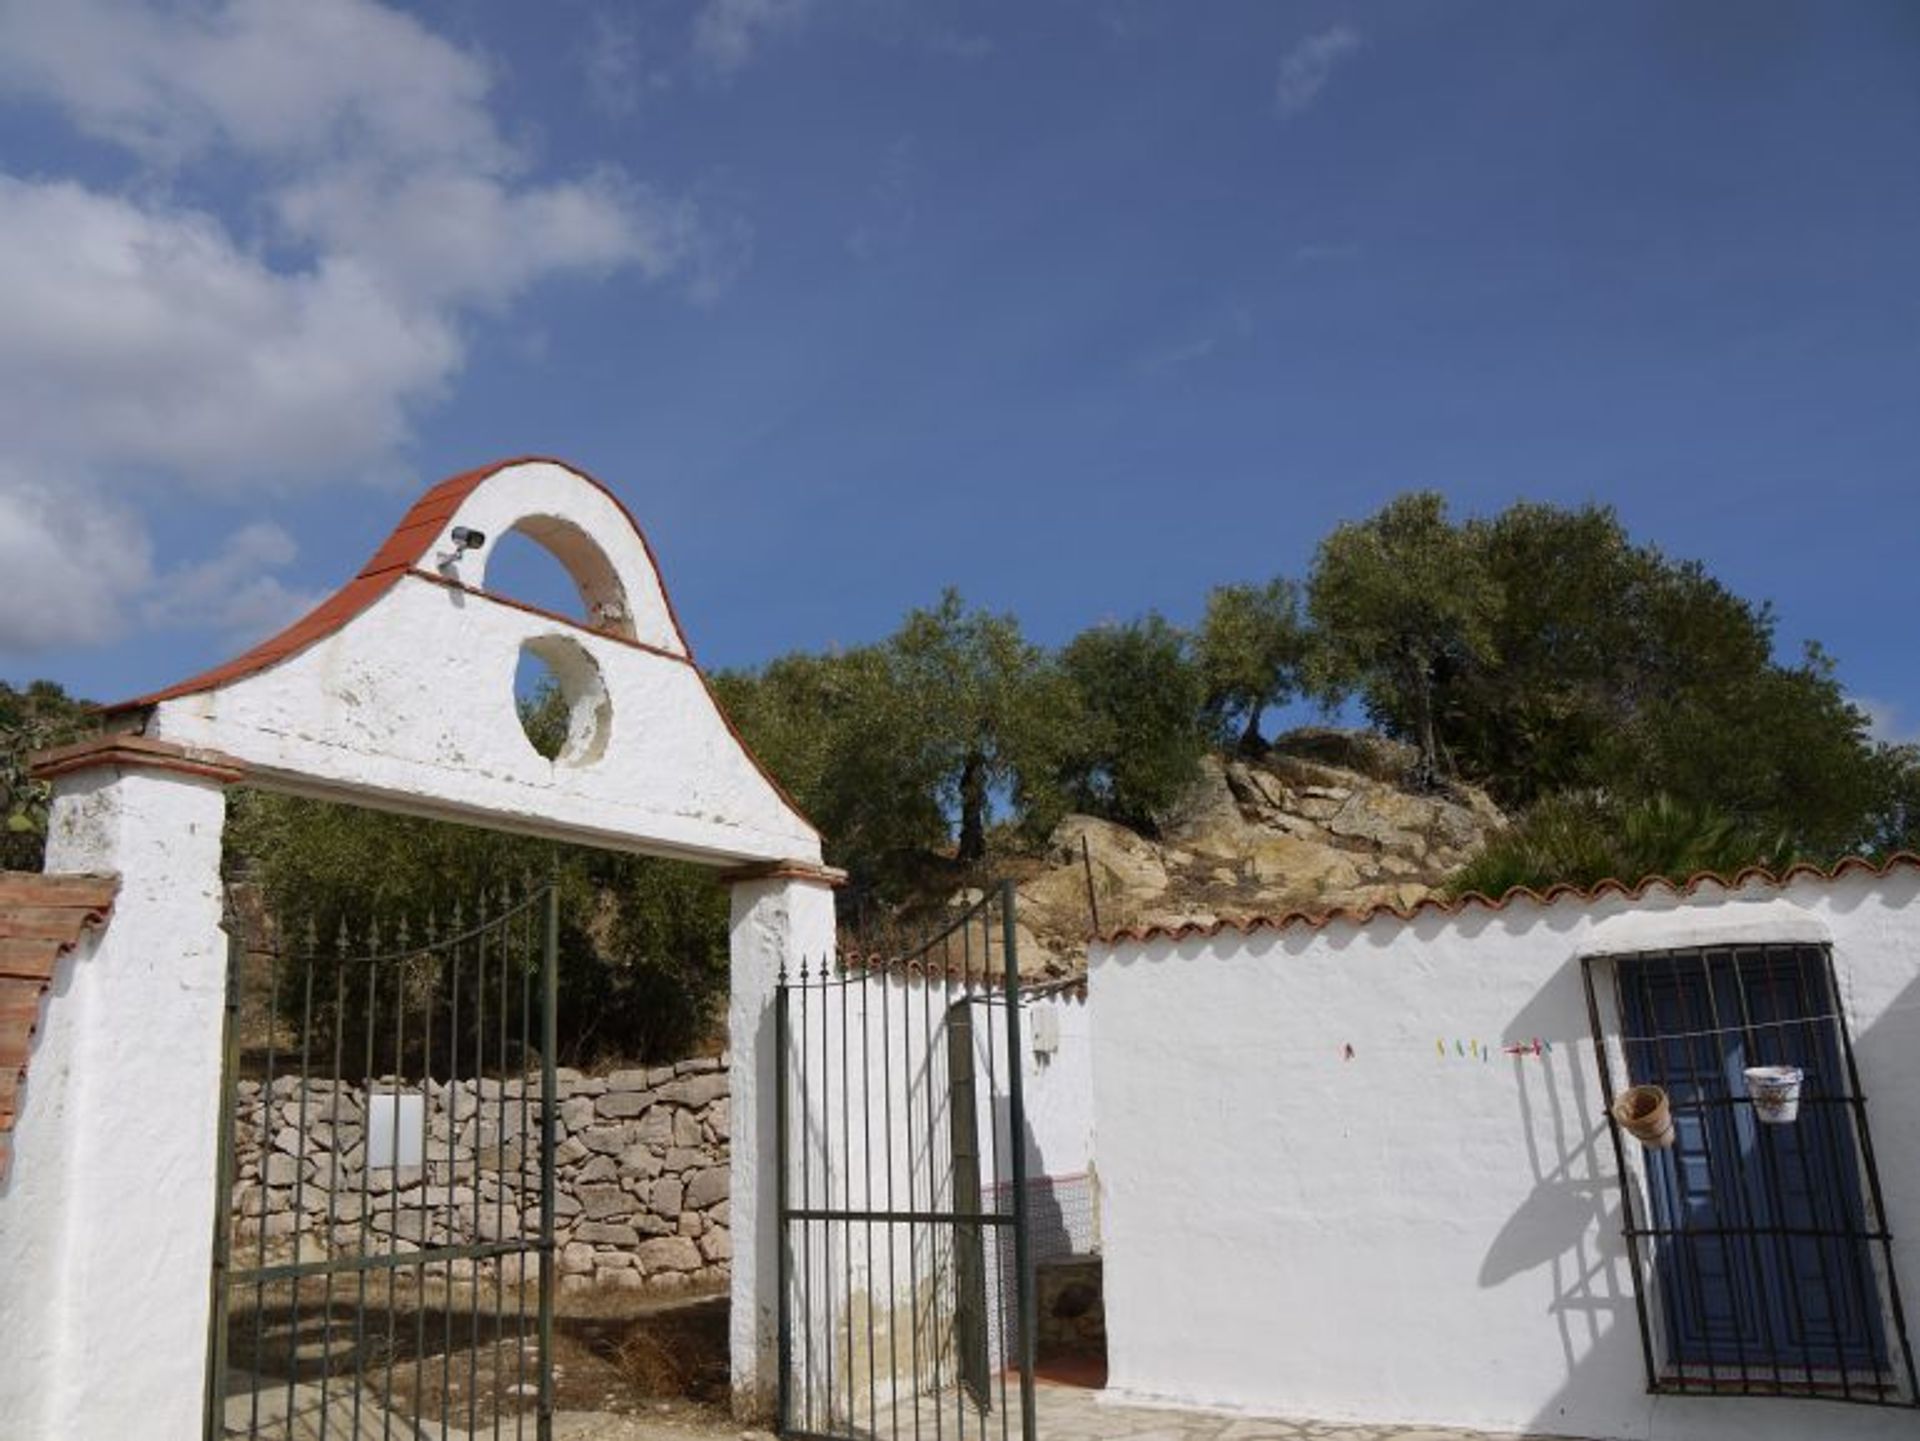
1012;730;1505;972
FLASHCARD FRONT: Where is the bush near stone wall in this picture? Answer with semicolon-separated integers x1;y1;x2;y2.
231;1056;731;1297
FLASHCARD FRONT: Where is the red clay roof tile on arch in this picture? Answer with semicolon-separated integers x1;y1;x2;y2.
1091;852;1920;950
0;872;119;1183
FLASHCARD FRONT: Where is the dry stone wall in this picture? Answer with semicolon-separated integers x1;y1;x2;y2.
230;1055;731;1297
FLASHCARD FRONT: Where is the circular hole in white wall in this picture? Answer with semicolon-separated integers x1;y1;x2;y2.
513;634;612;767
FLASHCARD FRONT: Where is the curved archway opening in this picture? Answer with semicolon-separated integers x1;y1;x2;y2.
487;528;588;626
480;514;636;641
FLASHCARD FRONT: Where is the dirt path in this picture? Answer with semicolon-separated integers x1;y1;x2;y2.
552;1414;770;1441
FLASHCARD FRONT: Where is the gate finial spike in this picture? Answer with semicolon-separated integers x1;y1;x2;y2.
366;915;382;954
334;916;352;958
395;914;412;953
301;915;320;957
449;898;464;937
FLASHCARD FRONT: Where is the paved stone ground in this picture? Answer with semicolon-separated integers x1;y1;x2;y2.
1026;1384;1558;1440
225;1379;1558;1441
765;1382;1560;1441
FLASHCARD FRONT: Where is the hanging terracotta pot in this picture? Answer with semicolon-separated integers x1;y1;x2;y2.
1744;1065;1805;1124
1610;1084;1675;1149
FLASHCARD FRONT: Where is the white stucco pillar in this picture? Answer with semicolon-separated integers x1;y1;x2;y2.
0;737;239;1441
725;862;840;1422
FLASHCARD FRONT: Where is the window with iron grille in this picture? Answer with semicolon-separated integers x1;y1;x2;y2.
1582;942;1918;1406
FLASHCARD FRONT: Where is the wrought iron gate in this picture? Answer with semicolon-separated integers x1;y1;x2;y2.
777;881;1039;1441
206;887;559;1439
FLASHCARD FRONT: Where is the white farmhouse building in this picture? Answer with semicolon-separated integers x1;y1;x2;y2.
1088;857;1920;1441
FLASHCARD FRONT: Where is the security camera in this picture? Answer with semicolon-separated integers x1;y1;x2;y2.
450;526;487;552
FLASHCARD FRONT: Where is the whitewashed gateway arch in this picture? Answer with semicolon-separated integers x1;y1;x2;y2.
0;458;835;1438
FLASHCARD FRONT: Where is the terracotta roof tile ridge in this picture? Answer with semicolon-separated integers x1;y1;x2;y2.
0;871;121;1182
836;949;1085;998
1092;851;1920;950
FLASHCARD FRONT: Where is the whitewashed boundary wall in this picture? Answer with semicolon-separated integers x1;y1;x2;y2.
1089;867;1920;1441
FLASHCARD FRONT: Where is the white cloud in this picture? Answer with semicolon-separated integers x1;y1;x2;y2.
271;167;699;311
1275;26;1362;117
0;0;734;653
0;470;153;652
143;521;321;641
1858;697;1920;747
692;0;810;75
0;177;457;484
0;0;501;169
581;9;657;118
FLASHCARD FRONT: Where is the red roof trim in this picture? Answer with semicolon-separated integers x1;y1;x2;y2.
1092;852;1920;950
0;873;119;1182
104;456;697;714
30;734;248;785
838;952;1083;998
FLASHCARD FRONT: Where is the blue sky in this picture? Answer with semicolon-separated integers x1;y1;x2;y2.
1;1;1916;740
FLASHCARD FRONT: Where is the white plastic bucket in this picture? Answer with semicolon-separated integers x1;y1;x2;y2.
1744;1065;1805;1124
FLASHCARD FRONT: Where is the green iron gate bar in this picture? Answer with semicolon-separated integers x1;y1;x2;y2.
205;886;559;1441
777;880;1039;1441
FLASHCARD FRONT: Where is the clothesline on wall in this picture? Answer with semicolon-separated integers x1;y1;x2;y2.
1581;995;1920;1048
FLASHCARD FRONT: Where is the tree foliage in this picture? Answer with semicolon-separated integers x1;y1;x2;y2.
226;786;730;1070
1056;614;1209;833
715;590;1068;895
0;681;97;872
1198;579;1313;753
890;590;1057;864
7;485;1917;998
709;645;948;897
1450;792;1798;898
1417;501;1893;852
1308;492;1500;786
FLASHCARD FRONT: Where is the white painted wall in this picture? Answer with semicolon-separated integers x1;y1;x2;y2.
1089;868;1920;1441
1015;993;1095;1189
0;767;229;1441
730;873;840;1421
